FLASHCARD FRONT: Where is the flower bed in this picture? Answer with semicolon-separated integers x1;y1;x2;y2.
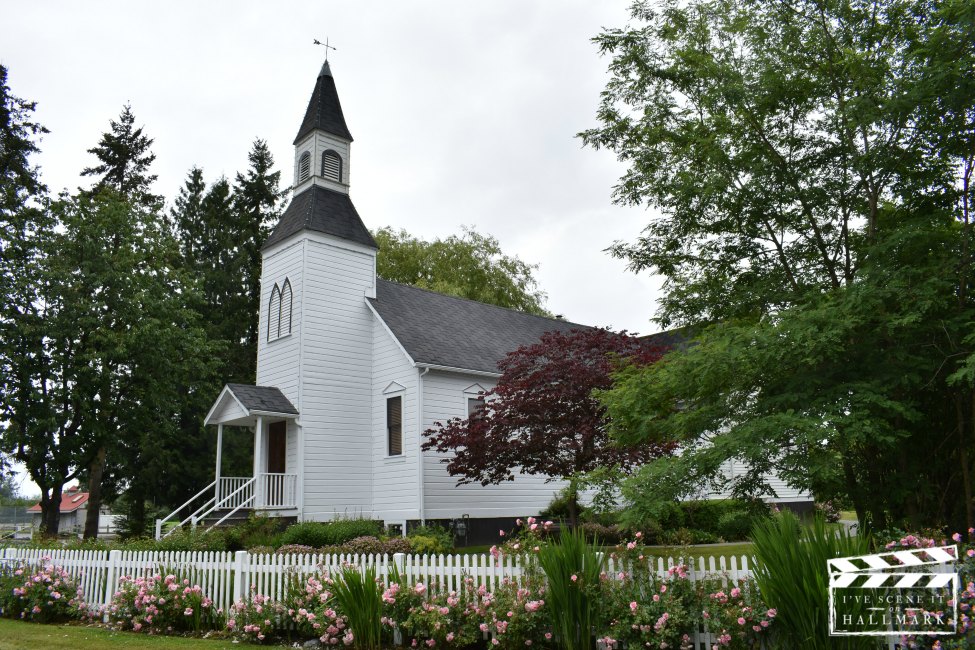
3;522;972;648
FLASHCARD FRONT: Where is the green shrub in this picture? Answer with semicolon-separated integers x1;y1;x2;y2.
279;522;332;548
280;517;383;548
407;524;453;554
152;526;227;552
579;521;624;544
223;514;286;551
408;535;445;555
716;510;752;541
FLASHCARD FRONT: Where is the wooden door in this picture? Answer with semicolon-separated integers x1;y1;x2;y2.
267;421;287;474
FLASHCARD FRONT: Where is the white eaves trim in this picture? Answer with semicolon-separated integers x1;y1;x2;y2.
364;298;416;367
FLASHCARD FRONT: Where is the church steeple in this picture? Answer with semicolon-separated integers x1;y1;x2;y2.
289;58;355;197
264;59;376;252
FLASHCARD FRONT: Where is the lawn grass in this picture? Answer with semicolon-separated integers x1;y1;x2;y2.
0;618;244;650
643;542;755;563
456;542;756;562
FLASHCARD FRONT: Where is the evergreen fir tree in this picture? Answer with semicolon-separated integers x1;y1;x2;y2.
231;139;285;381
81;103;161;207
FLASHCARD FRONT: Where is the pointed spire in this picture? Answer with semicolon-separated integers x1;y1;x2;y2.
294;59;353;144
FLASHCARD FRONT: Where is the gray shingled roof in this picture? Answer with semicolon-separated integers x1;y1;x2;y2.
369;279;588;374
226;384;298;415
264;185;378;250
294;60;353;144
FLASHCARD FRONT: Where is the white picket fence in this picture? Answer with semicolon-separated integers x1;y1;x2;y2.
5;547;916;649
0;547;757;612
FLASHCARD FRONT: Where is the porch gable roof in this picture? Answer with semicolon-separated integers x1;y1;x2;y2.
205;384;299;426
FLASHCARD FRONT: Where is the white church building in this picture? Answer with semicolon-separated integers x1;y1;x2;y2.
157;60;809;542
157;60;587;541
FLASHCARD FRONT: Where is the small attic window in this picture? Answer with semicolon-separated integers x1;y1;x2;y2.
322;150;342;182
298;151;311;183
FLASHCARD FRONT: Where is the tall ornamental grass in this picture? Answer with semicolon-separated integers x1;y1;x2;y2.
332;565;383;650
537;527;607;650
751;511;874;650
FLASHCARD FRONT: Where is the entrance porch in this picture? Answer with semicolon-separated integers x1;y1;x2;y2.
155;384;300;539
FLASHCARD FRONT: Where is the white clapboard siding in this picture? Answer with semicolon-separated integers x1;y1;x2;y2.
299;236;376;520
422;370;567;518
372;318;420;521
257;238;303;406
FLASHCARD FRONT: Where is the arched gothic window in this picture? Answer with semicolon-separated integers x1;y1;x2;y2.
322;150;342;182
298;151;311;183
279;279;293;337
268;278;294;342
268;284;282;341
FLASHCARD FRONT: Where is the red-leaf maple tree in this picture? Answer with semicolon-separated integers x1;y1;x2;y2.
422;327;673;524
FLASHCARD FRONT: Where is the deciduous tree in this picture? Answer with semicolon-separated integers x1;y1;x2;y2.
582;0;975;530
374;227;550;316
422;328;671;525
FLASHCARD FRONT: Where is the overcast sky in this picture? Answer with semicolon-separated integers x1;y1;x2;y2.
3;0;665;339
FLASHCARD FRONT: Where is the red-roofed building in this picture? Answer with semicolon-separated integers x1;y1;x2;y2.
27;485;117;536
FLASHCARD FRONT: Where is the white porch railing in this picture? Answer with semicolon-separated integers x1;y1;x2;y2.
155;473;298;539
217;477;253;509
262;473;297;508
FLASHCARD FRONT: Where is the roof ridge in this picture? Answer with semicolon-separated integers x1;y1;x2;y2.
373;277;590;329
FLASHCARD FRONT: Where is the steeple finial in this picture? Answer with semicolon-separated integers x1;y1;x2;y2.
313;38;337;61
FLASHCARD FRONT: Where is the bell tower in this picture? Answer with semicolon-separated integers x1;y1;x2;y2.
292;59;353;195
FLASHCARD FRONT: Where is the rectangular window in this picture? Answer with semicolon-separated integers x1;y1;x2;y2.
387;396;402;456
467;397;486;418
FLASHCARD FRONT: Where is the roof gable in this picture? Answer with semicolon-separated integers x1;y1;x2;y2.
28;490;89;513
205;384;298;426
368;279;587;374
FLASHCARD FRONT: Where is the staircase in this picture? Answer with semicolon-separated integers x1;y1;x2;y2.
155;474;299;539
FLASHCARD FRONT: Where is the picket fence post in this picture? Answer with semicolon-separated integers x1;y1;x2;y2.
102;549;122;622
233;550;248;604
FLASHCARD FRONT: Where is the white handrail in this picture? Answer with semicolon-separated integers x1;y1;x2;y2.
204;477;258;531
159;479;217;527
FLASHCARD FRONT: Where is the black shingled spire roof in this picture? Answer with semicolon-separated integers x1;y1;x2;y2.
293;60;353;144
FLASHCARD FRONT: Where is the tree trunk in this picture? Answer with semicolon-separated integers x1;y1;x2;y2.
964;391;975;531
566;479;579;529
40;485;63;538
83;446;107;540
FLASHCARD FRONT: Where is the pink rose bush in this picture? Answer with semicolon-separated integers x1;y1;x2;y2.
0;558;86;623
600;540;696;650
107;573;218;634
382;574;484;648
226;577;350;646
226;588;288;643
895;528;975;650
700;579;774;649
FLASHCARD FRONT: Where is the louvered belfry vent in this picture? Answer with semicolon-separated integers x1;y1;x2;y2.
322;150;342;182
298;151;311;183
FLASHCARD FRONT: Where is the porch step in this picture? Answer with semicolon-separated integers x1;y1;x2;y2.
201;508;254;528
199;509;299;530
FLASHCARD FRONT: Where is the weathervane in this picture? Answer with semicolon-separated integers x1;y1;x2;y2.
313;38;337;61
